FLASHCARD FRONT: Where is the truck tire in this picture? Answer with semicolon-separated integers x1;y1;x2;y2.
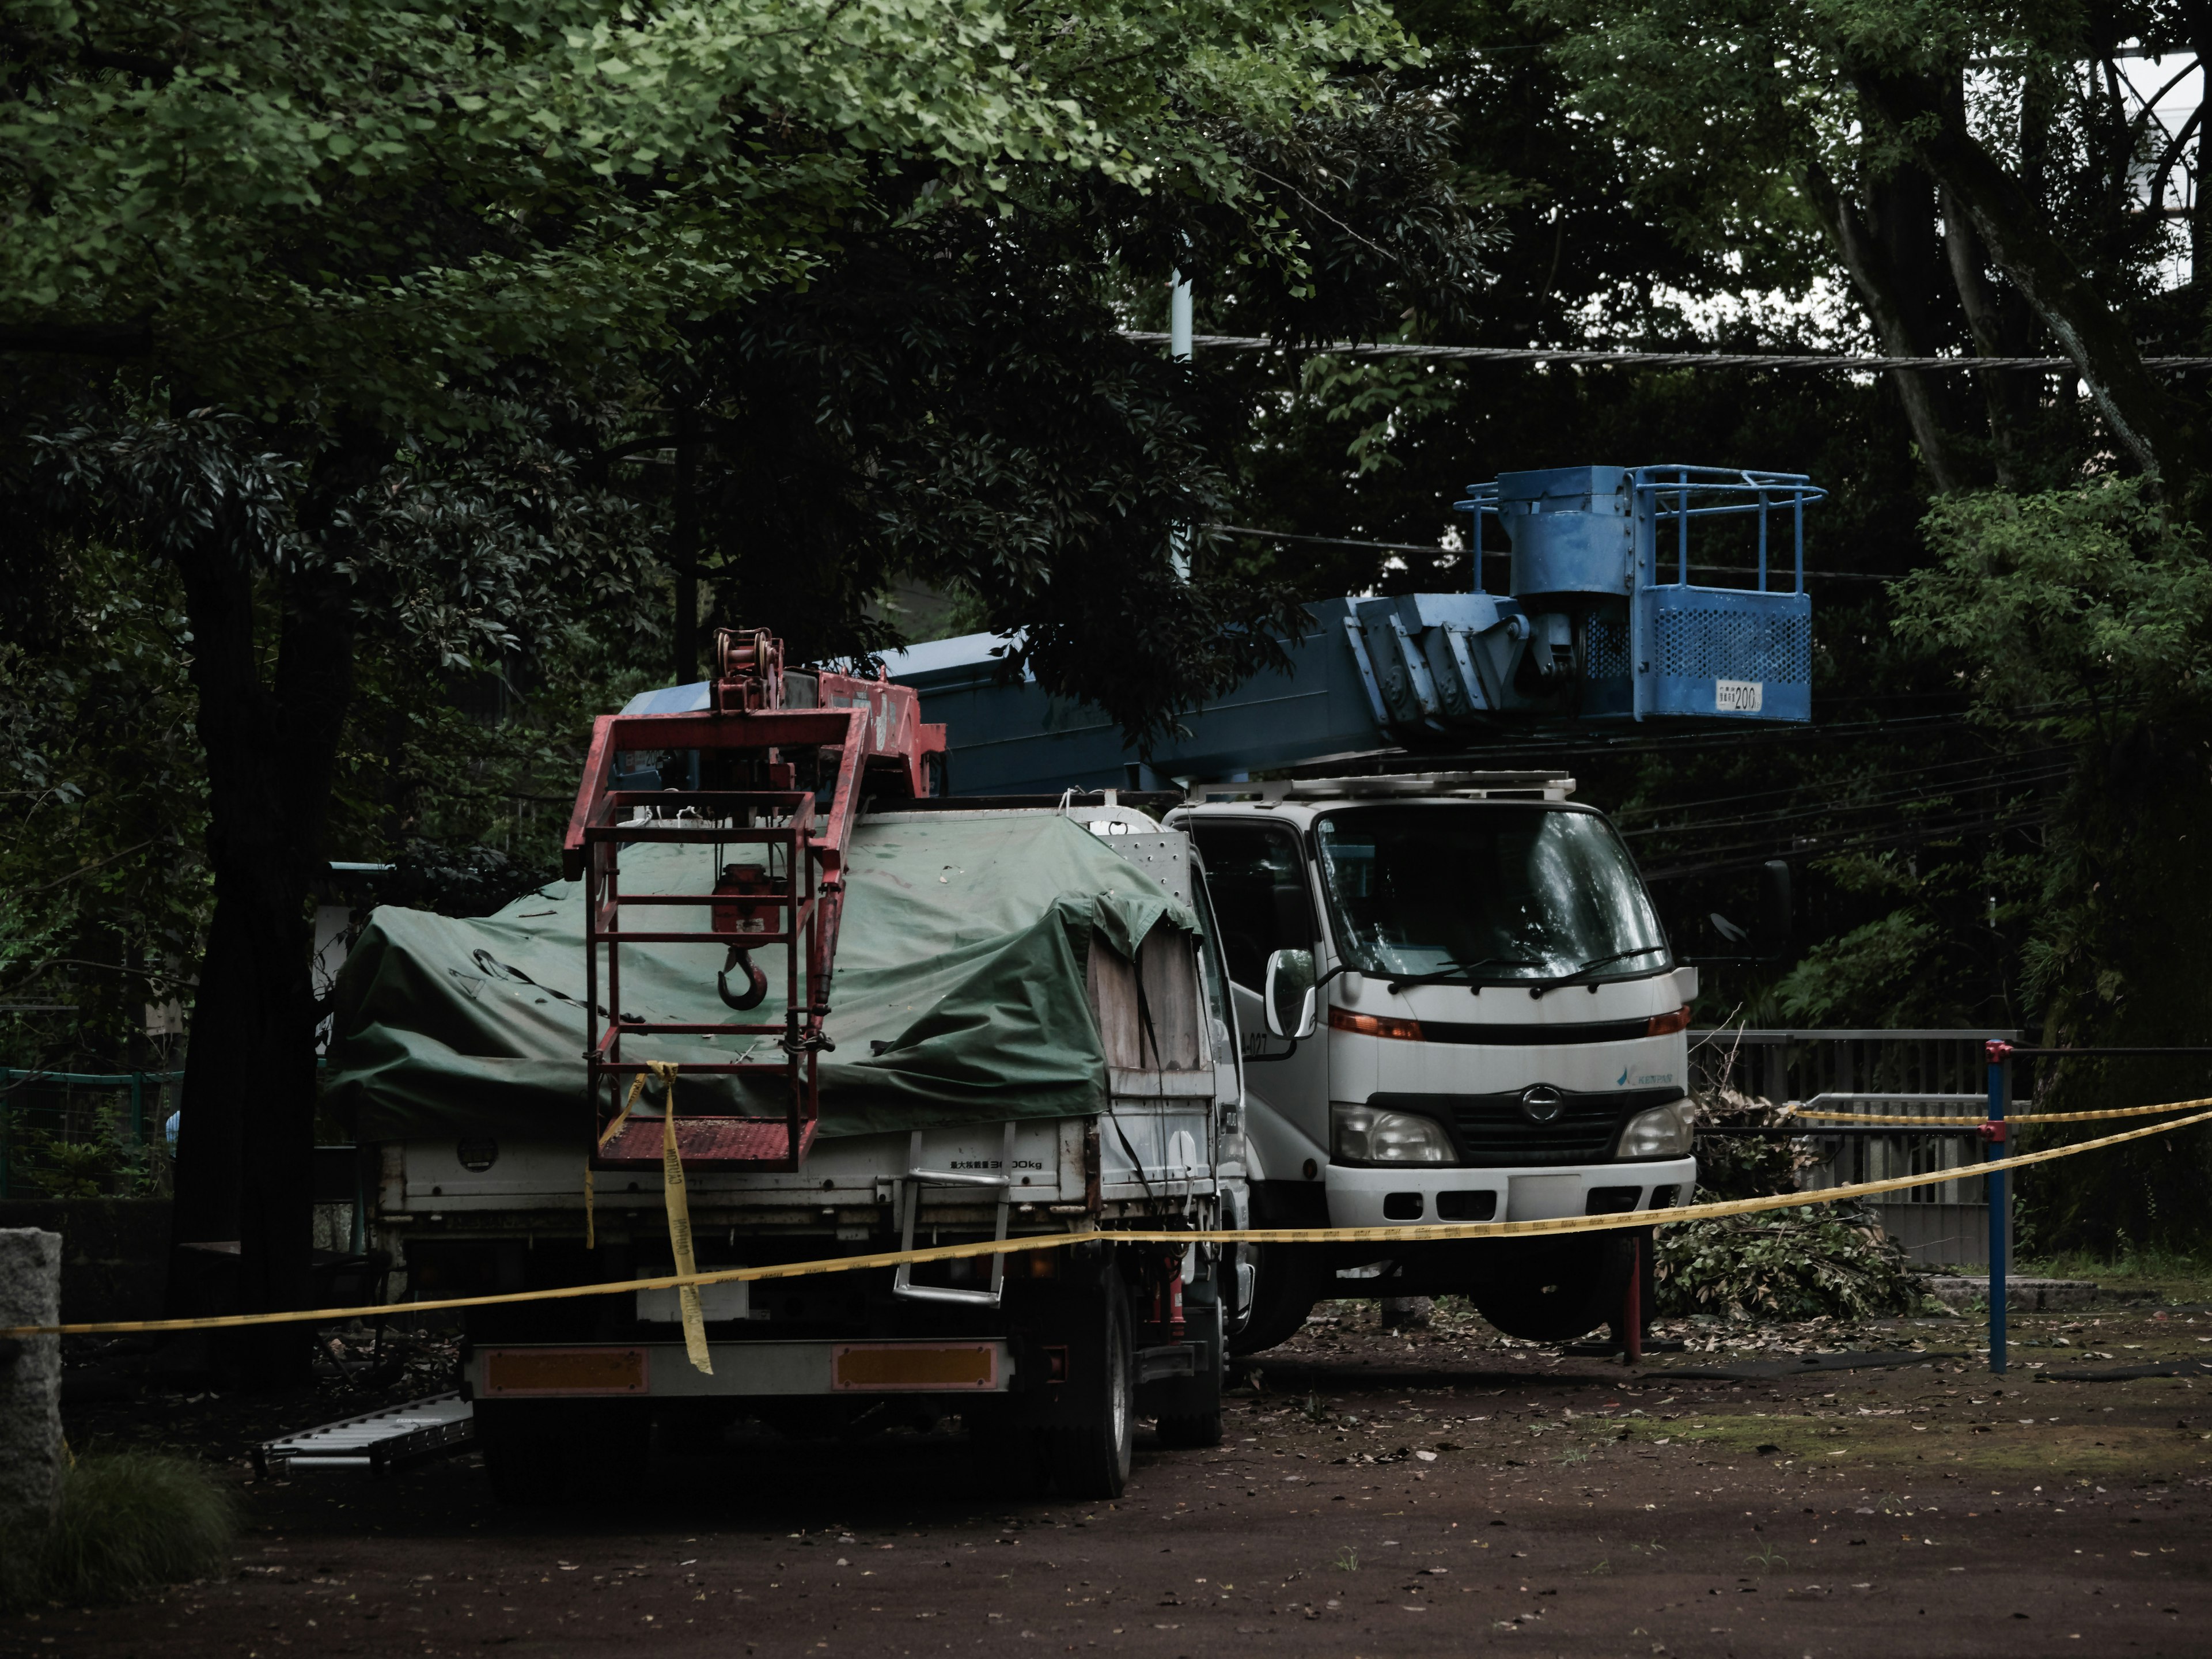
1153;1297;1225;1448
1228;1242;1318;1357
475;1400;571;1505
1471;1236;1634;1343
1040;1272;1134;1499
475;1399;650;1506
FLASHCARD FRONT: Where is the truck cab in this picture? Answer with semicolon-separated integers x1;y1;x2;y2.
1169;770;1698;1348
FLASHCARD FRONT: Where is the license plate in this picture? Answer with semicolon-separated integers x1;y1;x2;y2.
830;1343;998;1392
480;1347;649;1395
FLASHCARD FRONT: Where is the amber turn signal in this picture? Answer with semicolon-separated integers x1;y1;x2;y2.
1646;1003;1693;1036
1327;1006;1424;1041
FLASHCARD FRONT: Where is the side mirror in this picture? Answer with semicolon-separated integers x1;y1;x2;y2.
1263;947;1318;1041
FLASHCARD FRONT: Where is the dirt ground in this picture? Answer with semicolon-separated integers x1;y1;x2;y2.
17;1292;2212;1659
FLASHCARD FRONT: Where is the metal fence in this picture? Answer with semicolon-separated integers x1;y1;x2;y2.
1688;1029;2016;1268
0;1068;179;1201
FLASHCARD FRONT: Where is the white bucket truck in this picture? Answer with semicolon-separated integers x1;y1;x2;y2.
1167;770;1699;1350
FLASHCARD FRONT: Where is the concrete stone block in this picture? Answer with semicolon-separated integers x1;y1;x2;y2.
0;1228;63;1533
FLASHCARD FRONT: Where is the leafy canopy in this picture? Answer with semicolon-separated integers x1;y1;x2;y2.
3;0;1409;421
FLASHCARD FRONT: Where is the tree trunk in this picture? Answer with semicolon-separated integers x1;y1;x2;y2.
1852;66;2198;503
1799;160;1965;491
1940;183;2033;488
165;553;256;1277
166;437;378;1385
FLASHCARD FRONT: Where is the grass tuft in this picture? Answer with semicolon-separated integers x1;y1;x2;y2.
0;1451;234;1612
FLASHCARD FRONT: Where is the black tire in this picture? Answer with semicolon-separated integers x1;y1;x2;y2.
1154;1297;1225;1448
1228;1241;1319;1357
475;1399;650;1506
1471;1236;1635;1343
1041;1271;1134;1499
475;1400;571;1506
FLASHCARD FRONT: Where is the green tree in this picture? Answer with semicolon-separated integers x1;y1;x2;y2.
1535;0;2209;502
1;0;1452;1375
1893;479;2212;1250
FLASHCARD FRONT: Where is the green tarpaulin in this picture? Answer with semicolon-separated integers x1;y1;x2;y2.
324;815;1196;1144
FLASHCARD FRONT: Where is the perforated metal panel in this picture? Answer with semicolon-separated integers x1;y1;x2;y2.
1652;598;1810;683
1639;587;1812;721
1583;615;1630;680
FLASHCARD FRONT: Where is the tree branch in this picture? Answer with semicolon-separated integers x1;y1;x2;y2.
1851;66;2195;499
1798;159;1964;491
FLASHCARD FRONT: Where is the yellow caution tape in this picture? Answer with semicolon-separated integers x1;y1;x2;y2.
656;1062;713;1376
1787;1095;2212;1126
9;1100;2212;1339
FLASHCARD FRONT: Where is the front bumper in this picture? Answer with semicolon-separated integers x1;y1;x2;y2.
1325;1157;1696;1226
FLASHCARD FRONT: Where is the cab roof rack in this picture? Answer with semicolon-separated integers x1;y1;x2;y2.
1184;771;1576;804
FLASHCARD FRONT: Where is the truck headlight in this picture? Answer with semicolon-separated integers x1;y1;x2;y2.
1617;1099;1697;1160
1333;1103;1455;1164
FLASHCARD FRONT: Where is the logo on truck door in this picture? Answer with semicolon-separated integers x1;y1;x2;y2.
1518;1084;1566;1124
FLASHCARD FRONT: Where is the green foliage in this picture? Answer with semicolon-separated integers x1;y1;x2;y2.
0;1450;234;1613
7;1101;161;1198
1656;1206;1939;1321
0;541;205;1071
1656;1090;1937;1321
0;0;1413;421
1896;479;2212;727
1769;910;1945;1028
1887;476;2212;1254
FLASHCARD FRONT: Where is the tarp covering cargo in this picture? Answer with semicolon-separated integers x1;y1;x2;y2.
324;815;1198;1145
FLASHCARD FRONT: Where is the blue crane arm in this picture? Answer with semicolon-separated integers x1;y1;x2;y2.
627;464;1823;797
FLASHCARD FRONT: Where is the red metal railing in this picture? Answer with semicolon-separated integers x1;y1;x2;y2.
560;630;945;1172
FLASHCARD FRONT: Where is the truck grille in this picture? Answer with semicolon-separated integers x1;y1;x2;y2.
1368;1087;1680;1168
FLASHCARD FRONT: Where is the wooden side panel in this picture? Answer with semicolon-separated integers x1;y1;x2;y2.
1137;931;1205;1070
1087;941;1145;1070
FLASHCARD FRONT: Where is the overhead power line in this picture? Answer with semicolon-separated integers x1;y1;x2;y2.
1209;522;1889;580
1129;331;2212;374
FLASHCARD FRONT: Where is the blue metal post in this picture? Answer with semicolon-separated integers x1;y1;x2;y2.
1472;494;1483;594
1676;467;1689;583
1986;1040;2010;1374
1756;490;1768;590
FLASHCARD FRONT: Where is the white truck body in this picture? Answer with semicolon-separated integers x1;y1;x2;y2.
1166;771;1698;1344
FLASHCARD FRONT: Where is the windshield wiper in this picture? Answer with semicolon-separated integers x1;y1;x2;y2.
1385;954;1544;995
1526;945;1670;997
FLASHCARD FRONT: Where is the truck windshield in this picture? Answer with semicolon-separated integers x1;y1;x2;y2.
1313;804;1668;984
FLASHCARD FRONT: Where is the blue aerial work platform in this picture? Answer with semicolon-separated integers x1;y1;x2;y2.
624;465;1822;795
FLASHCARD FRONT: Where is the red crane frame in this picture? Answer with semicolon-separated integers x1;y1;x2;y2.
560;628;946;1172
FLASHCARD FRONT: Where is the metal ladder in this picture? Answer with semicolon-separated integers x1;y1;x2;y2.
892;1122;1017;1308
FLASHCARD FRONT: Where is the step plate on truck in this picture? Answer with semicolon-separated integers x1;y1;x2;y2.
471;1339;1013;1397
596;1116;818;1169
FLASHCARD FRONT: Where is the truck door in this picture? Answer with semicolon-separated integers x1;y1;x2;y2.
1181;821;1330;1184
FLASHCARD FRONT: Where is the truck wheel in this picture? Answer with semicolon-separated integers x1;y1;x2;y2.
1471;1236;1633;1343
475;1400;569;1506
1154;1296;1225;1449
475;1399;650;1506
1228;1243;1317;1357
1041;1272;1134;1499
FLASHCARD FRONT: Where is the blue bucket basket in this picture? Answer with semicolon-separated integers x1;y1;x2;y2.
1459;464;1822;724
